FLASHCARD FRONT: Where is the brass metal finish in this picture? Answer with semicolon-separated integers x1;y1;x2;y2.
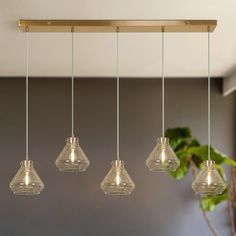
207;25;211;32
19;20;217;33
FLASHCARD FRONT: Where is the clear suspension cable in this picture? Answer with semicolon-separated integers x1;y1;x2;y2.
208;29;211;160
26;30;29;161
116;30;120;161
162;29;165;138
71;30;74;137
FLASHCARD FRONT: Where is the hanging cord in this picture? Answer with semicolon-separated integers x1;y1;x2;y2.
116;28;120;161
208;28;211;160
161;28;165;138
26;28;29;161
71;28;75;137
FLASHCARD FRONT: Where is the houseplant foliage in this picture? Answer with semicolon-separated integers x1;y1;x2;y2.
166;127;236;236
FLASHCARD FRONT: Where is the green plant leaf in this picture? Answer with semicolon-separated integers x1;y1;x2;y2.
189;145;235;168
192;154;204;168
188;139;200;148
189;146;227;165
201;192;228;211
211;148;233;166
170;150;190;180
214;164;227;180
165;127;192;150
165;127;192;139
223;157;236;167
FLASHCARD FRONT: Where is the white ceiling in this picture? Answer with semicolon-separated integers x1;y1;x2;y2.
0;0;236;78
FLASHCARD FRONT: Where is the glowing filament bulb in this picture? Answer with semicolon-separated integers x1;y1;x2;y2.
24;171;30;186
115;172;121;185
207;171;212;185
160;149;166;162
70;148;75;163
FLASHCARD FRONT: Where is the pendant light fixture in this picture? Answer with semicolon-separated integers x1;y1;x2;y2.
101;28;135;195
55;28;90;172
146;28;180;172
9;28;44;195
192;28;226;196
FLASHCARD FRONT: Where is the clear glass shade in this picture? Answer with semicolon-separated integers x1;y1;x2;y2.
146;137;180;172
192;160;227;196
55;137;90;172
101;160;135;195
9;160;44;195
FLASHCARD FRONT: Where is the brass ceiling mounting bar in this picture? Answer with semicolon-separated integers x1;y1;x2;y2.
207;25;211;32
18;20;217;33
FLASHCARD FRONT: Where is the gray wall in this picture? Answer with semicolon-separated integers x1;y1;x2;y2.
0;78;234;236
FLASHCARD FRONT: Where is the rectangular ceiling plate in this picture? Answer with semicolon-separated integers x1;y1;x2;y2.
19;20;217;33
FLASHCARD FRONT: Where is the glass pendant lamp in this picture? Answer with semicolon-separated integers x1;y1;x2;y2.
9;28;44;195
101;28;135;195
192;160;226;195
192;28;226;196
146;28;180;172
55;28;90;172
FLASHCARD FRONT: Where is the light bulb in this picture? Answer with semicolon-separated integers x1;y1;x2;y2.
55;137;90;172
9;160;44;195
24;171;30;186
146;137;180;172
207;171;211;186
115;171;121;185
192;160;227;196
70;148;75;163
101;160;135;195
160;149;166;162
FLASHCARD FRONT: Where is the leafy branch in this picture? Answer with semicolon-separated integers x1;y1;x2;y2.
166;127;236;235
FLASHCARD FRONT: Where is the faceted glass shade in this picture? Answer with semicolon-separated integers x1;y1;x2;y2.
101;160;135;195
55;137;90;172
192;160;227;196
9;160;44;195
146;137;180;172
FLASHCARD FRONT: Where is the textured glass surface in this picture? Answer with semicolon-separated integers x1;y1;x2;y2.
192;160;227;196
146;137;180;172
55;137;90;172
101;160;135;195
9;160;44;195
